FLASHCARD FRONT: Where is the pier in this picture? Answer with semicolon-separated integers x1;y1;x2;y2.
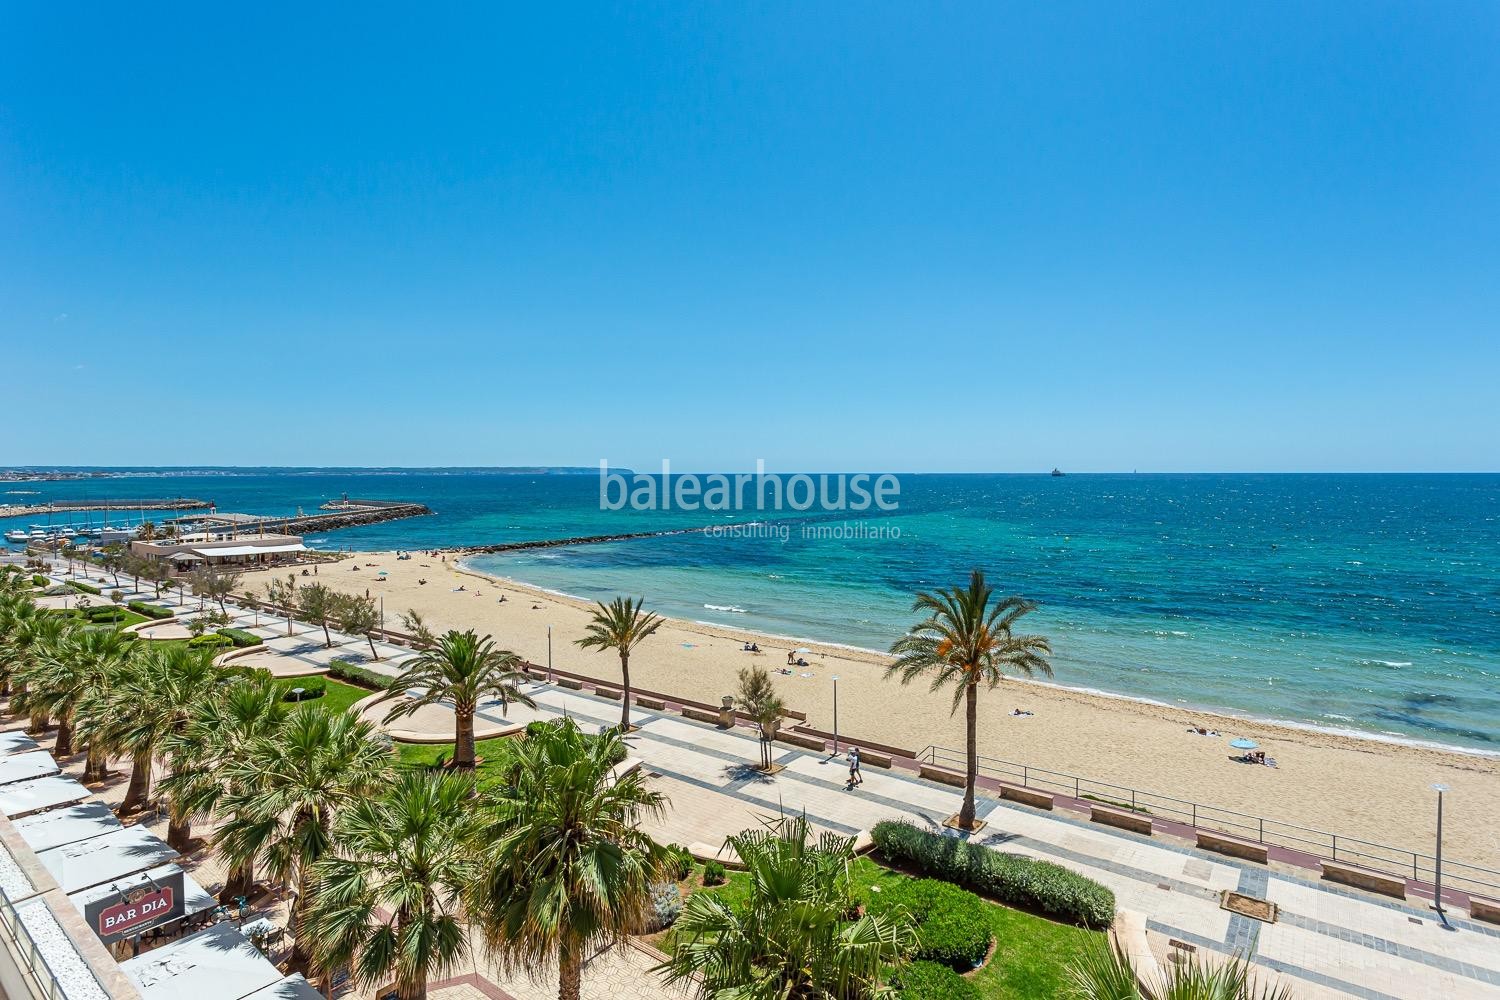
167;500;433;536
0;496;213;519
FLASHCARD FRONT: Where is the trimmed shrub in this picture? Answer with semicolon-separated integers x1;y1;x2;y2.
870;821;1115;928
663;844;695;881
329;660;388;690
281;677;327;701
218;628;264;648
68;580;101;595
84;606;128;624
187;633;234;649
895;961;980;1000
702;860;727;886
32;574;48;587
128;601;173;620
866;878;990;971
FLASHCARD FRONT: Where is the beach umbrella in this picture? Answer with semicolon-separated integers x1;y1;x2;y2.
1229;738;1258;750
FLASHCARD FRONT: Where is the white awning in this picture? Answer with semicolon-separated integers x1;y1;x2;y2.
69;862;214;919
242;975;324;1000
192;543;307;558
0;775;90;817
168;551;205;561
0;751;61;787
14;802;123;853
0;731;40;757
38;824;179;894
121;922;281;1000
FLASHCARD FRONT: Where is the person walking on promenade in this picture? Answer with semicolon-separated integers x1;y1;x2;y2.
848;746;863;787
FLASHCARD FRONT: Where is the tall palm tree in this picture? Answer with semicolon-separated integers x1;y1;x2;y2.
16;626;134;769
574;596;662;731
657;815;918;998
215;705;392;969
465;719;668;1000
0;590;41;697
1063;936;1293;999
160;673;288;891
79;644;221;817
4;612;70;736
379;630;534;770
887;569;1051;830
305;771;480;1000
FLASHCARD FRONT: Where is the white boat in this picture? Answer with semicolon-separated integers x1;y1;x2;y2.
3;529;29;543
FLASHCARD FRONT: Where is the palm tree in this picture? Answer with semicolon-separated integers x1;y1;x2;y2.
0;590;41;697
574;596;662;731
887;569;1051;831
4;612;71;736
80;644;222;816
736;664;785;771
16;626;134;769
305;770;480;1000
379;629;533;770
465;719;668;1000
657;814;918;998
215;705;392;968
1063;936;1293;999
160;673;288;891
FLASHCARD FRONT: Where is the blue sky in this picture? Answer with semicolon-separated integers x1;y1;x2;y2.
2;3;1496;472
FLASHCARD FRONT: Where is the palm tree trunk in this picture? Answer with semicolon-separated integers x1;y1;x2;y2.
219;860;255;904
83;743;108;783
454;708;476;769
166;808;192;852
397;978;426;1000
321;620;331;647
558;949;583;1000
120;750;152;813
26;711;48;737
961;682;978;829
290;868;314;968
54;715;74;757
618;651;631;731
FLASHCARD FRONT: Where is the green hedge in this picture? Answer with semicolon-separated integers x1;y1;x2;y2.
84;606;128;623
68;580;101;595
281;677;327;701
128;601;174;620
865;877;991;972
894;961;980;1000
329;659;388;690
217;628;264;648
32;574;48;587
870;821;1115;929
187;634;234;649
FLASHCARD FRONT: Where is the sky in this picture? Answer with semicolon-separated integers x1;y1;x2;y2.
2;3;1497;473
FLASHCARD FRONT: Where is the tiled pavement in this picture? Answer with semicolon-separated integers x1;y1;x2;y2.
42;564;1500;999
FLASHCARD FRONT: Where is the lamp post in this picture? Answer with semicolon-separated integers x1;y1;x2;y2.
831;675;840;755
1432;783;1449;922
547;624;553;683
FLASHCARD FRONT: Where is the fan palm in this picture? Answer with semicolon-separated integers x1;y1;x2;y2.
305;770;480;1000
657;814;918;999
574;595;662;731
379;629;534;770
1063;936;1293;999
887;569;1051;830
159;672;288;891
0;590;41;698
4;612;70;736
465;719;667;1000
78;644;222;817
16;626;133;769
215;704;393;968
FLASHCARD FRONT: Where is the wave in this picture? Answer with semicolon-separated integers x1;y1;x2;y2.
1357;658;1413;668
704;604;748;613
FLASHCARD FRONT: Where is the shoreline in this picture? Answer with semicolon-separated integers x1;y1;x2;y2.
239;550;1500;866
456;559;1500;762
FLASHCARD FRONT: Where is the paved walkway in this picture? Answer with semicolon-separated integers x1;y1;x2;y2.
43;562;1500;999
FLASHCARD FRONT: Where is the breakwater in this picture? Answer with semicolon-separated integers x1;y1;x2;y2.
0;497;212;519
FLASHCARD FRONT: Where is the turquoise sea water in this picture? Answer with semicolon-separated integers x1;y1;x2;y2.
5;471;1497;751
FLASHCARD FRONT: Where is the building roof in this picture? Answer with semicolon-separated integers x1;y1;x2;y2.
0;730;41;756
191;543;307;558
13;802;123;853
121;922;282;1000
0;774;90;817
38;824;180;894
0;749;62;786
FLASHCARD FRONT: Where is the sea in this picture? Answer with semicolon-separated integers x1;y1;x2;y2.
5;470;1497;753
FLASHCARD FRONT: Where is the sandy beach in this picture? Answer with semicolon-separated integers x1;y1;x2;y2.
238;552;1500;868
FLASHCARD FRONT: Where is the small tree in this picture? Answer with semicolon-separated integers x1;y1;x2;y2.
736;665;785;772
188;564;241;614
297;583;341;648
332;593;382;660
99;544;125;588
399;608;436;648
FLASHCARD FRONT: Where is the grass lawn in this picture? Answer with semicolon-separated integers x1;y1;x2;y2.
652;856;1099;1000
272;677;370;715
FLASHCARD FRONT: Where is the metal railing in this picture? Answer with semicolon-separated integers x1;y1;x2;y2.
0;886;108;1000
917;744;1500;900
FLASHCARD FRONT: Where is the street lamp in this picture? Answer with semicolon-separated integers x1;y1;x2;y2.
547;624;554;683
831;675;840;756
1432;783;1450;922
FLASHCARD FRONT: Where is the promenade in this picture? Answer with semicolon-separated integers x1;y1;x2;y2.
32;557;1500;1000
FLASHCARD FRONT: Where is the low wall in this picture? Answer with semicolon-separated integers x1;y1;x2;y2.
1320;861;1407;900
1197;830;1269;864
1000;784;1054;810
920;764;966;788
1470;896;1500;925
682;706;722;726
1091;805;1153;836
775;731;826;752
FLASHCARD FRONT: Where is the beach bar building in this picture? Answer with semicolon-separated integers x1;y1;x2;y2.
129;534;308;572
